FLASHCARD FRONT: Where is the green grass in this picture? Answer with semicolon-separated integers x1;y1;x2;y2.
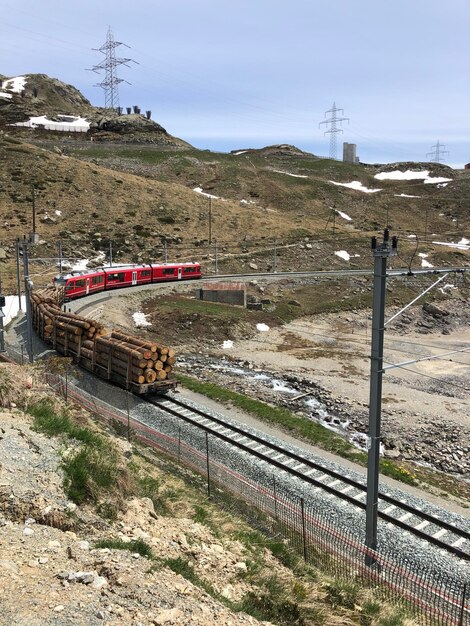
29;399;104;447
28;399;130;506
94;538;154;559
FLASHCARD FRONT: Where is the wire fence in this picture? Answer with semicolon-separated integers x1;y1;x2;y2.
3;350;468;625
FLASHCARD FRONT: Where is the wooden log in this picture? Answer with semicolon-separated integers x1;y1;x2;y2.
54;321;82;336
96;336;151;360
164;365;173;373
166;356;176;365
156;370;167;380
110;331;158;353
55;315;91;330
153;360;163;371
94;348;148;370
144;368;157;383
79;358;146;385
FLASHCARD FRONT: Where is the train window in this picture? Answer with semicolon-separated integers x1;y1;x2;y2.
141;270;151;277
108;273;125;282
183;267;196;273
65;282;74;291
92;275;103;285
75;279;86;287
163;268;175;275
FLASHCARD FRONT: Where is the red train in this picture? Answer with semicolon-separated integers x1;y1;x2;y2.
54;262;202;300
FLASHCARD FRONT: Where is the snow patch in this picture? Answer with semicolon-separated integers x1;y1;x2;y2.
14;114;90;132
439;284;456;294
374;170;452;184
256;323;270;332
272;169;308;179
432;239;470;251
2;295;27;326
394;193;421;198
335;250;350;261
55;210;62;216
232;151;248;155
133;312;152;328
329;180;382;193
335;209;352;221
2;76;27;93
222;340;234;349
419;254;434;268
0;92;13;100
193;187;219;199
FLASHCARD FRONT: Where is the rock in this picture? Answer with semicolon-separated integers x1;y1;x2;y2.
423;302;449;317
23;527;34;536
154;608;184;624
249;262;258;270
91;575;108;590
0;248;7;260
288;300;302;307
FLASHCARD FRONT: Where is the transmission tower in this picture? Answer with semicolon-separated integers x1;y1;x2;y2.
319;102;349;160
426;140;449;163
88;27;137;109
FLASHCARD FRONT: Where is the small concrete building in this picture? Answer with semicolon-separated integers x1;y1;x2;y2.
196;282;246;307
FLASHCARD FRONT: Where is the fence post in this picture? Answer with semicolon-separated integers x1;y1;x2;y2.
300;497;308;562
273;475;278;522
126;391;131;442
64;369;68;404
205;431;211;499
178;426;181;462
460;583;467;626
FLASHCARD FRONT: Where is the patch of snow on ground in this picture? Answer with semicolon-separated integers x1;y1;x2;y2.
329;180;382;193
432;240;470;251
3;296;27;326
272;169;308;179
232;151;248;155
133;312;152;328
419;253;433;268
394;194;421;198
2;76;27;93
425;178;451;185
374;169;452;185
14;114;90;132
335;250;351;261
0;92;13;99
256;323;270;332
439;284;456;294
408;234;417;238
335;209;352;221
222;340;234;349
240;199;255;205
55;210;62;216
193;187;219;199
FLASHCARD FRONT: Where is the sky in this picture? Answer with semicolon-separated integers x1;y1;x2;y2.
1;0;469;167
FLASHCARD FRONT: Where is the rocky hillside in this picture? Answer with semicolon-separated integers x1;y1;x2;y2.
0;73;190;147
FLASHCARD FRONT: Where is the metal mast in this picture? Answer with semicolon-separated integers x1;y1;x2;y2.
88;27;137;109
319;102;349;160
426;140;449;163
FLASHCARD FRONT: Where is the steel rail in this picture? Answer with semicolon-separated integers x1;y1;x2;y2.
147;395;469;561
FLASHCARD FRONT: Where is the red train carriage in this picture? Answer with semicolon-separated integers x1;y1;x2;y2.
54;262;202;301
151;262;201;282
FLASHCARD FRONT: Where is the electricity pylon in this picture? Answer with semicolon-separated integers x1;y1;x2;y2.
426;140;449;163
88;27;137;109
320;102;349;160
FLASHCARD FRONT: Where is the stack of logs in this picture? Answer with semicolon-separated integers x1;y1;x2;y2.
30;291;175;389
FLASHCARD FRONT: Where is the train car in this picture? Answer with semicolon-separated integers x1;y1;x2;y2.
151;262;202;282
104;264;153;290
54;269;106;300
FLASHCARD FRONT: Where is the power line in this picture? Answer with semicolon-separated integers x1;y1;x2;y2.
319;102;349;160
87;27;137;109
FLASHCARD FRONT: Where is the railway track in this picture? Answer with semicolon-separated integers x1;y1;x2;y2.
147;394;470;562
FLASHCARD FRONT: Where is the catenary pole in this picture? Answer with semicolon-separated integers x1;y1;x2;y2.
365;229;397;566
22;239;34;363
16;238;22;311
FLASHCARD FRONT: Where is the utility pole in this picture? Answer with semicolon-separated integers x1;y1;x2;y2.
58;240;63;274
30;186;39;244
365;229;397;566
88;27;138;109
319;102;349;160
22;238;34;364
426;140;449;163
214;240;218;274
208;197;212;245
16;238;22;311
109;240;113;267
